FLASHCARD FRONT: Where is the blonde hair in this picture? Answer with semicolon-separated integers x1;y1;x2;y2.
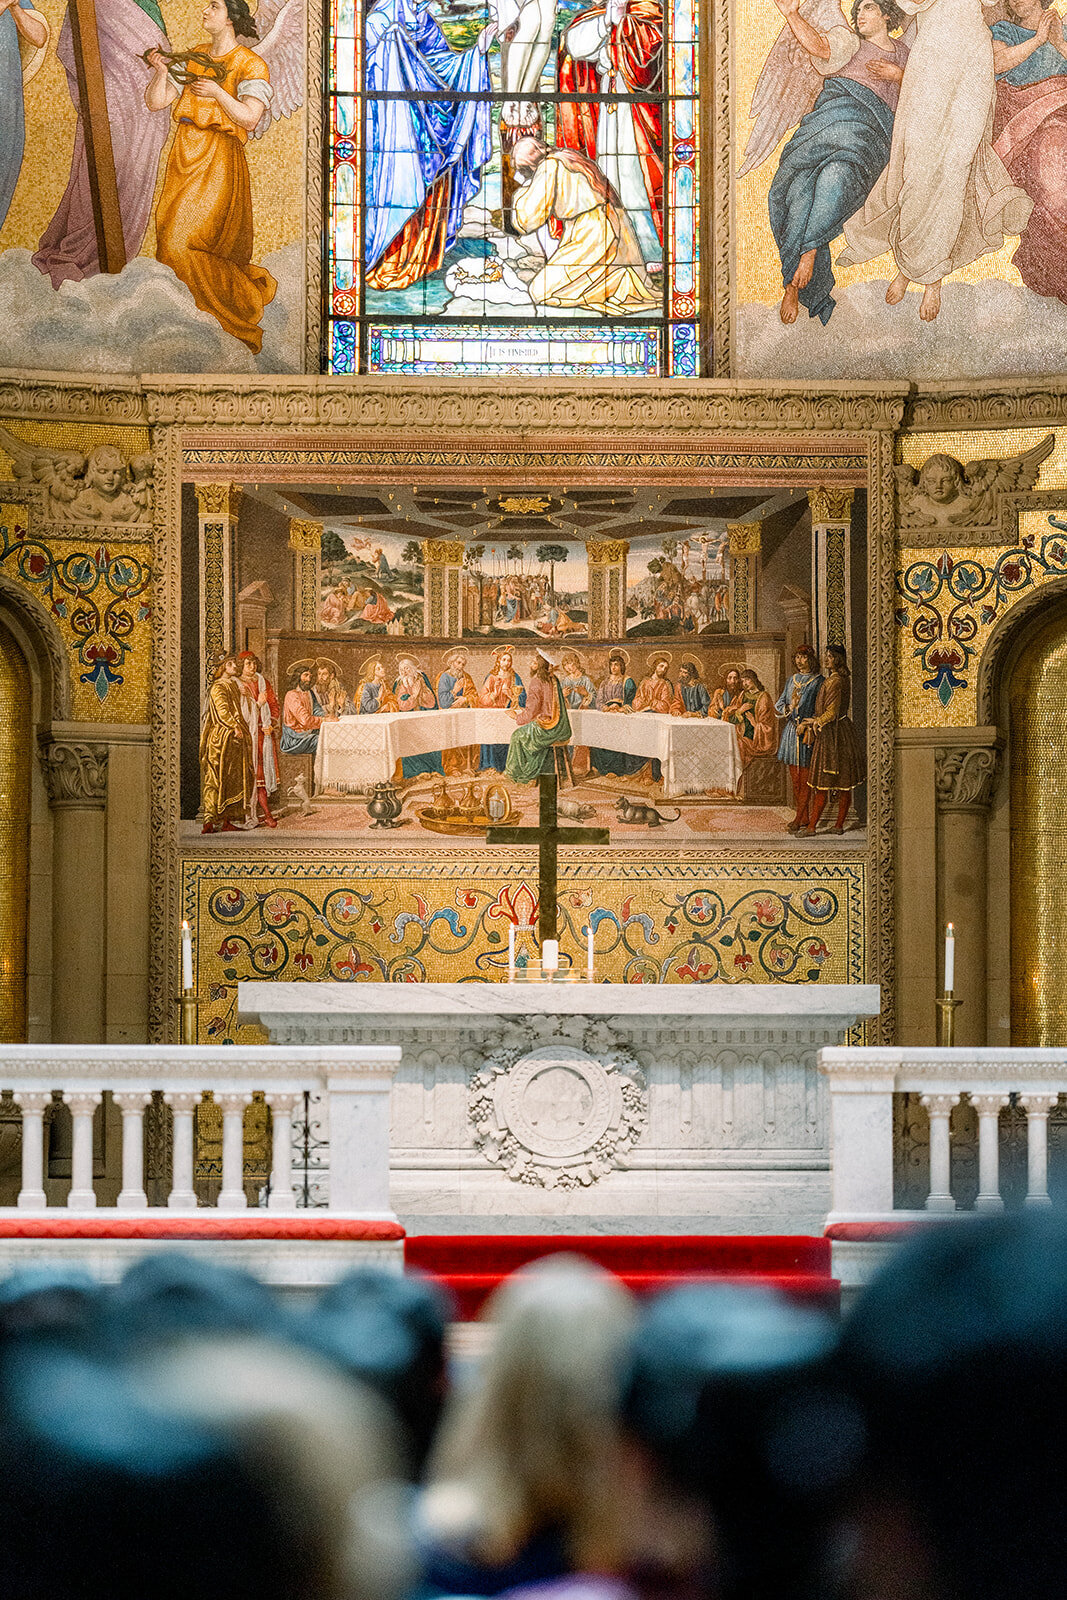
423;1256;636;1572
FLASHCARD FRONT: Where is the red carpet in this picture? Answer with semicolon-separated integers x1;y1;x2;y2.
404;1235;838;1318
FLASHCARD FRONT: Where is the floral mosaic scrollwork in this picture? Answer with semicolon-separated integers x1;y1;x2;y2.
0;519;150;703
896;516;1067;708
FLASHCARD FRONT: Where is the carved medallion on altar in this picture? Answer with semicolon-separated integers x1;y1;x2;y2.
470;1030;646;1189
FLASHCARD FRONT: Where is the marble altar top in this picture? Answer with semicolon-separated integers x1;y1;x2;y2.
239;981;881;1029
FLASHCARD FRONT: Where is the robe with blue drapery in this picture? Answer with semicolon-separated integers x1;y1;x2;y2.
768;67;899;324
0;0;41;231
364;0;492;290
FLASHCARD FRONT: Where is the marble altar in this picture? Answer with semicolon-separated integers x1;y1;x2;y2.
239;983;881;1235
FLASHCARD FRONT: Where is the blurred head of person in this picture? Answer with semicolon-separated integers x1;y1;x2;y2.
97;1251;288;1353
620;1284;845;1600
0;1266;100;1344
422;1254;637;1579
836;1210;1067;1600
302;1267;452;1478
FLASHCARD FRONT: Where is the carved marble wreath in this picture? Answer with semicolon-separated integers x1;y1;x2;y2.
469;1018;646;1189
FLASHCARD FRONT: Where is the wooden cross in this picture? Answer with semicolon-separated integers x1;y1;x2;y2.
487;770;609;946
69;0;127;273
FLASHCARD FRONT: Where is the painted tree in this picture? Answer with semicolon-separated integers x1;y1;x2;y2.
536;542;569;602
401;540;423;571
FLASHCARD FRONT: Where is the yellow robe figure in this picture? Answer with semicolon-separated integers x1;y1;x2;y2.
155;46;277;352
512;149;658;314
200;670;255;827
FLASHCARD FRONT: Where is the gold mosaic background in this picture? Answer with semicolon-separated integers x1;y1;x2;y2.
183;853;866;1043
0;621;29;1040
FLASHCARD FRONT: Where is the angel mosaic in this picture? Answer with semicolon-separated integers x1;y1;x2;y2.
896;433;1055;531
144;0;303;352
0;428;155;523
742;0;1032;326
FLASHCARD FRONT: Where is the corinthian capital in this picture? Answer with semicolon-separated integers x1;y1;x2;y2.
808;488;854;524
934;746;1001;812
195;483;243;519
38;739;108;807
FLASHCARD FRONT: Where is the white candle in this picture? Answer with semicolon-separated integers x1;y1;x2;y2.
944;922;955;992
181;920;193;993
542;938;559;974
587;925;594;980
508;922;515;981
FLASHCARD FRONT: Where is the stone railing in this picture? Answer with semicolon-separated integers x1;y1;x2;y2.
0;1046;400;1215
820;1048;1067;1223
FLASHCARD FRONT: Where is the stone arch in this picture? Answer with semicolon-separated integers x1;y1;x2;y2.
975;574;1067;731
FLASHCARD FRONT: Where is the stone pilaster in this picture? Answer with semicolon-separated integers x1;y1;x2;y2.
935;735;1003;1047
288;519;322;631
727;522;761;633
585;540;629;637
195;484;242;713
809;487;854;657
38;738;108;1043
422;539;465;637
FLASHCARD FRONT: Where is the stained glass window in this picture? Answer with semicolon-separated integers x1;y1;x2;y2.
326;0;700;375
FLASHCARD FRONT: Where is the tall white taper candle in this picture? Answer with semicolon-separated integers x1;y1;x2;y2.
944;922;955;992
181;920;193;992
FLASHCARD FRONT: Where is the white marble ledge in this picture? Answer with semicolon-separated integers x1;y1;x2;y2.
239;981;880;1029
0;1044;402;1084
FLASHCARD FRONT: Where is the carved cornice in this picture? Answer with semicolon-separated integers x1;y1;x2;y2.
422;539;465;564
808;488;854;524
195;483;243;519
904;381;1067;432
38;739;109;807
287;518;322;553
585;539;630;563
727;522;761;555
935;745;1001;812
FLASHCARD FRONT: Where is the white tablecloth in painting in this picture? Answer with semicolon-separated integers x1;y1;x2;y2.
315;709;742;798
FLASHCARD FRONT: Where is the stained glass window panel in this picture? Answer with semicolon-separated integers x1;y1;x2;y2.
326;0;701;374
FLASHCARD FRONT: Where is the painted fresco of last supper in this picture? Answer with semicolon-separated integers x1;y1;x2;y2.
180;481;867;847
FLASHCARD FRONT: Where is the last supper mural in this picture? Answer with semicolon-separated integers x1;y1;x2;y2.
180;480;867;846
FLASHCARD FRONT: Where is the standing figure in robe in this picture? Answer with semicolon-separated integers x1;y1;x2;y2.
837;0;1032;320
146;0;276;352
504;651;571;785
762;0;908;326
200;655;255;832
237;650;281;827
557;0;663;264
34;0;170;285
991;0;1067;305
364;0;494;292
775;645;824;832
512;136;658;313
0;0;47;234
799;644;864;833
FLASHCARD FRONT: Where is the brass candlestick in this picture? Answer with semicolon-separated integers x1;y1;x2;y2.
179;989;200;1046
936;991;961;1047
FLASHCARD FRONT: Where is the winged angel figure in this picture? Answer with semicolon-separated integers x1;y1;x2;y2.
896;434;1055;531
0;426;155;524
247;0;304;138
739;0;909;325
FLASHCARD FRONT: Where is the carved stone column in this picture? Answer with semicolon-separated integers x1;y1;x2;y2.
809;488;854;657
195;484;242;713
935;739;1002;1047
727;523;761;632
39;739;108;1043
422;539;465;637
585;540;629;637
288;519;322;630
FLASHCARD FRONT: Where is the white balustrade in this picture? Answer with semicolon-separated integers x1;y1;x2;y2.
0;1046;400;1216
820;1049;1067;1223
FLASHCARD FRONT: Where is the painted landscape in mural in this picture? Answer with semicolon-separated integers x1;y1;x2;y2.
328;0;699;374
0;0;306;374
734;0;1067;379
182;480;867;849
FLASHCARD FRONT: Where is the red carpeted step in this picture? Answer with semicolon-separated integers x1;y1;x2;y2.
405;1235;838;1319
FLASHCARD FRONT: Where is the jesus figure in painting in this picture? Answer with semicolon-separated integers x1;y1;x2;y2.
837;0;1032;318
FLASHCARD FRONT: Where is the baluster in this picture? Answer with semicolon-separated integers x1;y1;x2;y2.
64;1091;101;1210
164;1090;200;1209
217;1092;251;1210
114;1091;150;1210
972;1092;1009;1212
14;1090;52;1210
920;1092;959;1213
266;1092;298;1212
1020;1093;1059;1208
